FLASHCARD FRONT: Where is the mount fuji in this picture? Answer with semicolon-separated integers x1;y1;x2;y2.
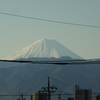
4;39;82;60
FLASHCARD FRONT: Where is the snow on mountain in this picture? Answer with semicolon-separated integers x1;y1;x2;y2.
3;39;82;60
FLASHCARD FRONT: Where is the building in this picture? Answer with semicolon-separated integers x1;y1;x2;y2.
96;94;100;100
30;92;47;100
67;97;74;100
74;85;92;100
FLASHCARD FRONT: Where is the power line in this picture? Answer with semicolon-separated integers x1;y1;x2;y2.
51;77;74;86
0;92;99;96
0;11;100;28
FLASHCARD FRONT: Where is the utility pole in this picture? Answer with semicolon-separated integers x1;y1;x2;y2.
47;77;50;100
21;94;23;100
39;77;57;100
57;94;61;100
56;93;71;100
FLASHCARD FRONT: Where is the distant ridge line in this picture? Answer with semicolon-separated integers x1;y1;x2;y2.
0;58;100;65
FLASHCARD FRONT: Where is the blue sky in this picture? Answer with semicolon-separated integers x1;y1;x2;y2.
0;0;100;59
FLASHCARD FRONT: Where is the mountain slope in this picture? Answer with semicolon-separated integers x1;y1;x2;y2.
3;39;82;60
0;64;100;99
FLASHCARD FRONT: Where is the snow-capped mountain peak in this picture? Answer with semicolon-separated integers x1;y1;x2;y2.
4;39;82;60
